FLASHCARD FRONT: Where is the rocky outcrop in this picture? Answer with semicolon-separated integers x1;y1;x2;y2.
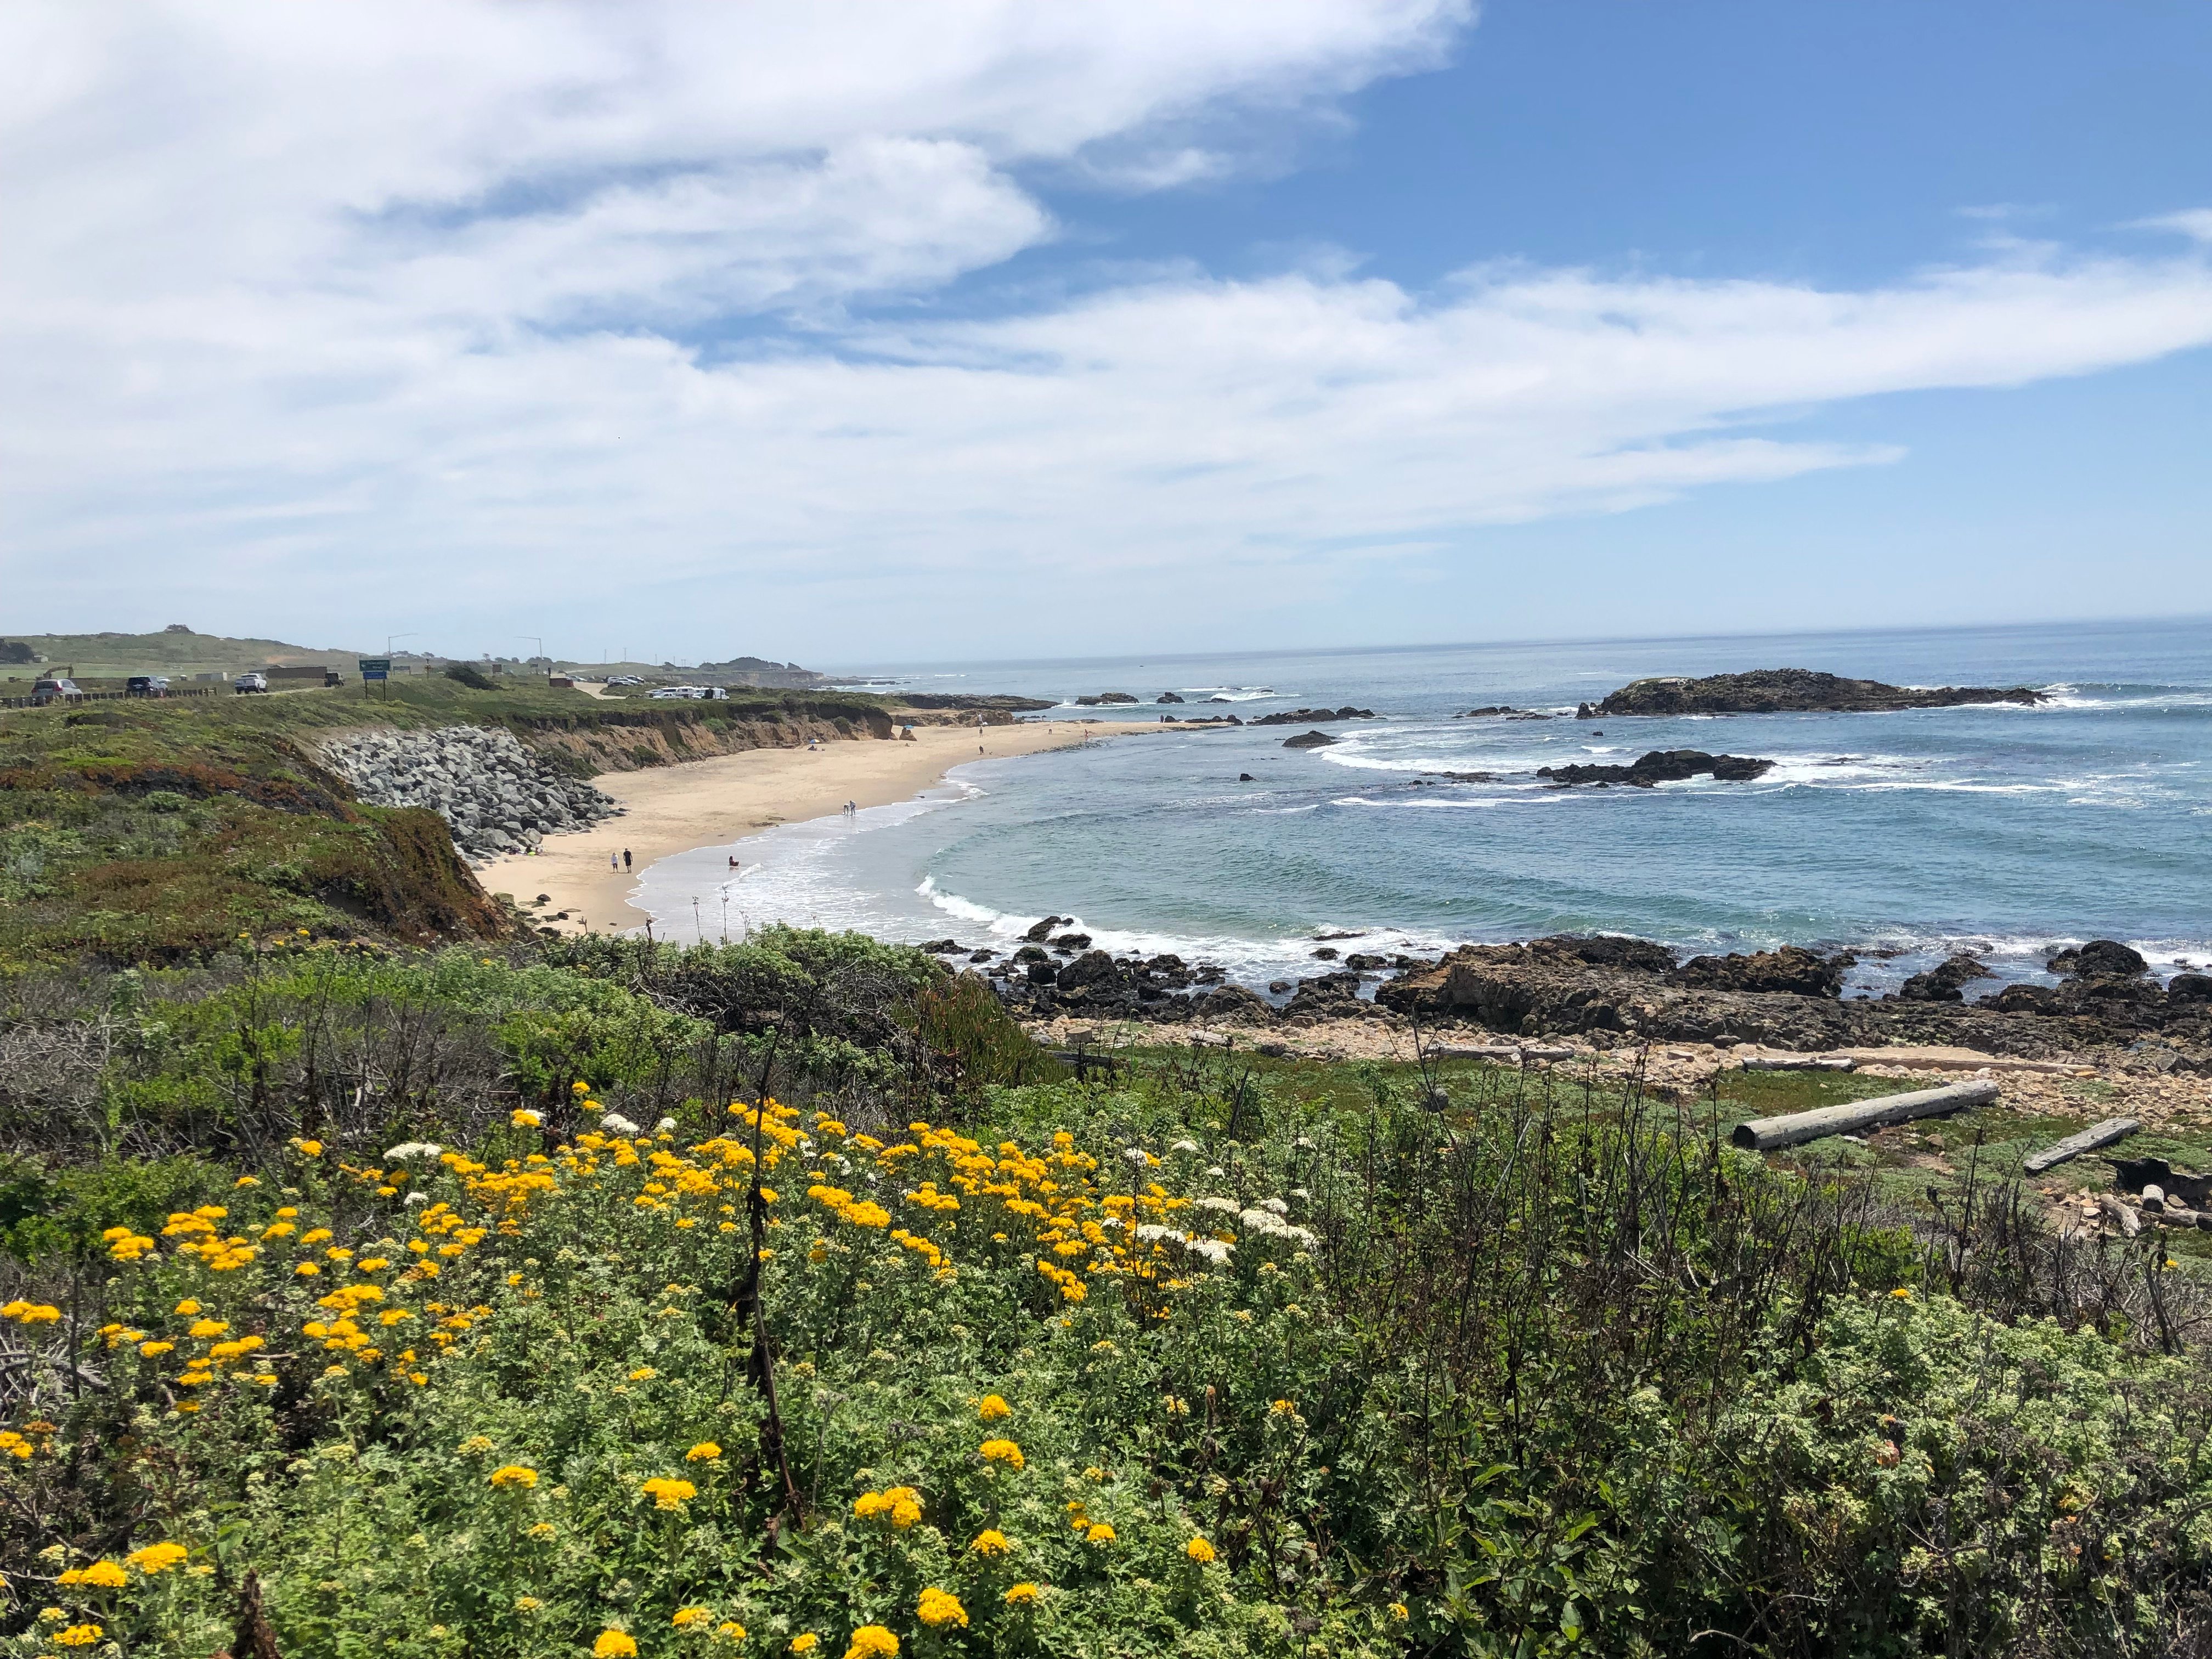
1075;692;1139;706
1282;730;1338;749
1595;668;2046;716
890;693;1056;714
1537;749;1774;787
1457;706;1553;720
1375;933;2212;1069
2050;939;2148;978
322;726;617;861
1251;706;1376;726
1900;953;1996;1002
1671;946;1854;998
1156;692;1185;704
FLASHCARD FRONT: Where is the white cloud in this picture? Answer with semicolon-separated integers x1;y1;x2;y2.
2;2;2210;656
2131;209;2212;245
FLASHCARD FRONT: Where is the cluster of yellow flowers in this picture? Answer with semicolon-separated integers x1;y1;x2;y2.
641;1476;698;1511
852;1485;923;1528
1;1299;61;1324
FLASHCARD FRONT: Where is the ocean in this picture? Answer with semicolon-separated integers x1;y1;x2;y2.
630;619;2212;999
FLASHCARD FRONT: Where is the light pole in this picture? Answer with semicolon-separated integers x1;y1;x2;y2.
517;635;545;683
382;633;417;701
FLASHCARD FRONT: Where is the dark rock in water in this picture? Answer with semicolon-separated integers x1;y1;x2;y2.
1456;706;1553;720
1014;944;1049;963
1206;695;1233;703
2171;973;2212;1003
1238;772;1255;782
1024;915;1068;943
1268;980;1293;994
1056;949;1118;992
1312;947;1340;961
1026;961;1058;985
1576;702;1598;719
968;949;995;963
2049;939;2148;978
1429;770;1497;783
1898;953;1997;1003
1672;945;1855;998
1536;749;1775;787
918;939;961;953
1345;952;1387;970
1595;668;2047;716
1283;730;1338;749
1156;692;1184;703
1050;932;1092;950
1981;983;2057;1014
1252;705;1376;726
1075;692;1139;706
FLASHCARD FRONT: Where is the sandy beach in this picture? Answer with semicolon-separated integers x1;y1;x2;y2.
476;721;1126;933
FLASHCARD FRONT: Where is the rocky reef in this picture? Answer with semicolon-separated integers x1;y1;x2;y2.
1250;706;1376;726
322;726;618;861
1537;749;1775;787
1583;668;2047;717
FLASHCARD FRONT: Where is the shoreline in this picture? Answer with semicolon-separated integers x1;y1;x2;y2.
475;721;1139;934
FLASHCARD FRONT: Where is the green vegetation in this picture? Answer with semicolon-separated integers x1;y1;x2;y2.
3;936;2209;1657
0;628;367;684
0;680;906;969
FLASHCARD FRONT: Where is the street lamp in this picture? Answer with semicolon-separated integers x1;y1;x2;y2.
517;635;546;683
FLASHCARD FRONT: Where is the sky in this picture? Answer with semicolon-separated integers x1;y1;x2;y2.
3;1;2209;667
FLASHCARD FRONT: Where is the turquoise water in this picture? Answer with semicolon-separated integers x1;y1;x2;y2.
634;620;2212;996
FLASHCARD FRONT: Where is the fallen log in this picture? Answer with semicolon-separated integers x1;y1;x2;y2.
2022;1117;2140;1175
1741;1055;1857;1073
1731;1079;2000;1152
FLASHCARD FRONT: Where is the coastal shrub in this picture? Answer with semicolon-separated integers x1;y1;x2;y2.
444;662;497;690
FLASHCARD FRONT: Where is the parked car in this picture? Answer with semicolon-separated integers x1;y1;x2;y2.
126;675;171;697
30;677;81;703
234;672;268;693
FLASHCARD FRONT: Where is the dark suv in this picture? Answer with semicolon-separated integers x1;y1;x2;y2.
126;675;171;697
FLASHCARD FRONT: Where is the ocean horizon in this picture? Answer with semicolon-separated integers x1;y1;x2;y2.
633;617;2212;1000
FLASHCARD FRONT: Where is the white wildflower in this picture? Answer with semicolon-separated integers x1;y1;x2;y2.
404;1192;431;1206
1171;1139;1200;1155
1124;1147;1152;1169
1205;1165;1225;1177
1194;1197;1242;1217
657;1116;677;1132
1293;1136;1316;1149
600;1113;641;1135
1260;1197;1289;1216
1187;1239;1233;1266
1135;1224;1173;1243
1290;1187;1311;1201
383;1141;441;1162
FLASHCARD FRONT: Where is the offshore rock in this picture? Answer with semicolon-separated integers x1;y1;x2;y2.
2049;939;2148;978
1537;749;1775;787
1282;730;1339;748
1595;668;2046;716
1252;706;1376;726
1898;953;1997;1003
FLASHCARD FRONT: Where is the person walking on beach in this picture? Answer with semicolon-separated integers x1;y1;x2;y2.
622;848;632;872
610;851;619;872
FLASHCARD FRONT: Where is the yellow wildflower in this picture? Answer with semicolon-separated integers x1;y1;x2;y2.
139;1340;176;1357
979;1438;1024;1470
628;1366;658;1381
595;1634;640;1659
916;1588;967;1629
54;1626;103;1647
59;1562;128;1588
128;1541;190;1575
1085;1522;1116;1544
1004;1583;1039;1606
687;1442;723;1462
844;1628;899;1659
971;1528;1011;1556
512;1109;543;1127
789;1639;819;1655
1390;1602;1410;1621
977;1393;1012;1421
1185;1536;1216;1562
673;1608;713;1627
487;1465;539;1489
641;1476;697;1510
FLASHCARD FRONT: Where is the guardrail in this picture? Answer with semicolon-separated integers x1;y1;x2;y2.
0;686;225;711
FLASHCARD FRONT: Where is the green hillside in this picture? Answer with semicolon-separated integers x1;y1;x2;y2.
0;627;372;683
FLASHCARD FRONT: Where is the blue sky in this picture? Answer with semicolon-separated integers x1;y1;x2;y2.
3;2;2208;663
